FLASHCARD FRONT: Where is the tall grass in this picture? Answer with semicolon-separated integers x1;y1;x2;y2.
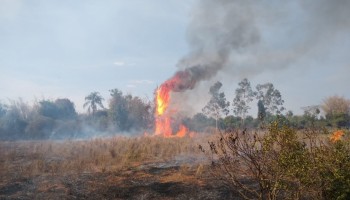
0;135;205;179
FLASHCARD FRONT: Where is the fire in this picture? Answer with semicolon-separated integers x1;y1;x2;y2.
156;87;170;115
330;130;345;142
154;79;190;138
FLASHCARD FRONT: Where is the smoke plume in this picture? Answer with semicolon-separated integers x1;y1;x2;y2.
162;0;350;102
161;0;259;92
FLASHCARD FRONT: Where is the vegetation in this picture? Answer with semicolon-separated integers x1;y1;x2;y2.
322;95;350;128
232;78;255;125
0;90;154;140
203;120;350;199
1;78;350;199
0;78;349;140
202;81;230;130
83;92;105;116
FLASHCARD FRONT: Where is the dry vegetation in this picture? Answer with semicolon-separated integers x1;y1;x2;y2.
1;125;349;200
0;134;238;199
0;135;205;177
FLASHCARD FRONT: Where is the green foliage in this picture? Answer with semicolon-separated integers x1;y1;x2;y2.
205;120;350;199
223;115;241;129
109;89;153;132
38;99;76;120
256;83;285;115
202;81;230;130
257;100;266;121
202;81;230;118
232;78;256;120
314;138;350;200
184;113;215;132
83;91;105;115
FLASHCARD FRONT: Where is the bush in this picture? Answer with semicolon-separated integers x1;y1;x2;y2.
203;120;350;199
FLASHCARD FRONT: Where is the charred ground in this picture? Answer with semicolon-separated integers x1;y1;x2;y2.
0;135;240;200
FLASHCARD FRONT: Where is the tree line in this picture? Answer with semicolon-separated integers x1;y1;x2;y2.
0;89;153;140
0;79;349;140
192;79;350;131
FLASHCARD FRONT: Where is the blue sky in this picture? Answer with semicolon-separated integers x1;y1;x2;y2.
0;0;349;115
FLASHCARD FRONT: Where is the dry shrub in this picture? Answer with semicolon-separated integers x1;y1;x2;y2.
203;120;350;200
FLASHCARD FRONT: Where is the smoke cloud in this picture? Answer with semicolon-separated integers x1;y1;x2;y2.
163;0;350;106
162;0;259;92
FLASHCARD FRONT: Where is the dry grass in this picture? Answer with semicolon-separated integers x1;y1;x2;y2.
0;133;239;199
2;129;341;199
0;134;210;180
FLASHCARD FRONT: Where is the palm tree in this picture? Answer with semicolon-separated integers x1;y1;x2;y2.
83;92;104;115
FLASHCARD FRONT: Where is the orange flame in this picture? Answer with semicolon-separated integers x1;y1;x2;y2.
154;82;189;138
330;130;345;142
156;87;170;116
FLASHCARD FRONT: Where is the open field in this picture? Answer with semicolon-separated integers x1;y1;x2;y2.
1;127;349;200
0;134;241;200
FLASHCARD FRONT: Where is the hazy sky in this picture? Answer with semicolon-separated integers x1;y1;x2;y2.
0;0;349;115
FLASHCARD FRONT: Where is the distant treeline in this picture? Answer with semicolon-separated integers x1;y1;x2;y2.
0;79;349;140
0;89;154;140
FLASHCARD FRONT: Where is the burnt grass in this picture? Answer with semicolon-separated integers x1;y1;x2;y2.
0;162;237;200
0;138;241;200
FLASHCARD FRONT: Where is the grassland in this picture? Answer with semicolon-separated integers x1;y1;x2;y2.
1;127;349;200
0;134;239;200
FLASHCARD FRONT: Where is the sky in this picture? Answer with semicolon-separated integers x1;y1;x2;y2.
0;0;349;115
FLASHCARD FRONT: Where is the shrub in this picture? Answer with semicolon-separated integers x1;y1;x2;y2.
203;120;350;199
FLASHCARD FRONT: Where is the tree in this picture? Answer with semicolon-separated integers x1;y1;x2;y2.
232;78;256;126
321;95;350;127
83;92;105;116
257;100;266;121
202;81;230;131
186;113;215;132
286;110;293;118
256;83;285;115
38;99;76;120
0;99;30;140
109;89;153;132
38;100;57;119
301;105;321;127
127;96;153;130
322;95;350;117
109;89;128;131
54;98;77;119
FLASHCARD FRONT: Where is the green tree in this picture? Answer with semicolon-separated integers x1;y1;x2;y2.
257;100;266;121
54;98;77;119
186;113;215;132
126;95;153;131
301;105;321;127
232;78;256;126
202;81;230;131
109;89;128;131
256;83;285;115
83;92;105;116
38;98;76;120
109;89;152;132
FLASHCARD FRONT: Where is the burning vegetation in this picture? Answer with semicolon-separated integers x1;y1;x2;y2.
154;72;192;137
1;0;350;199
